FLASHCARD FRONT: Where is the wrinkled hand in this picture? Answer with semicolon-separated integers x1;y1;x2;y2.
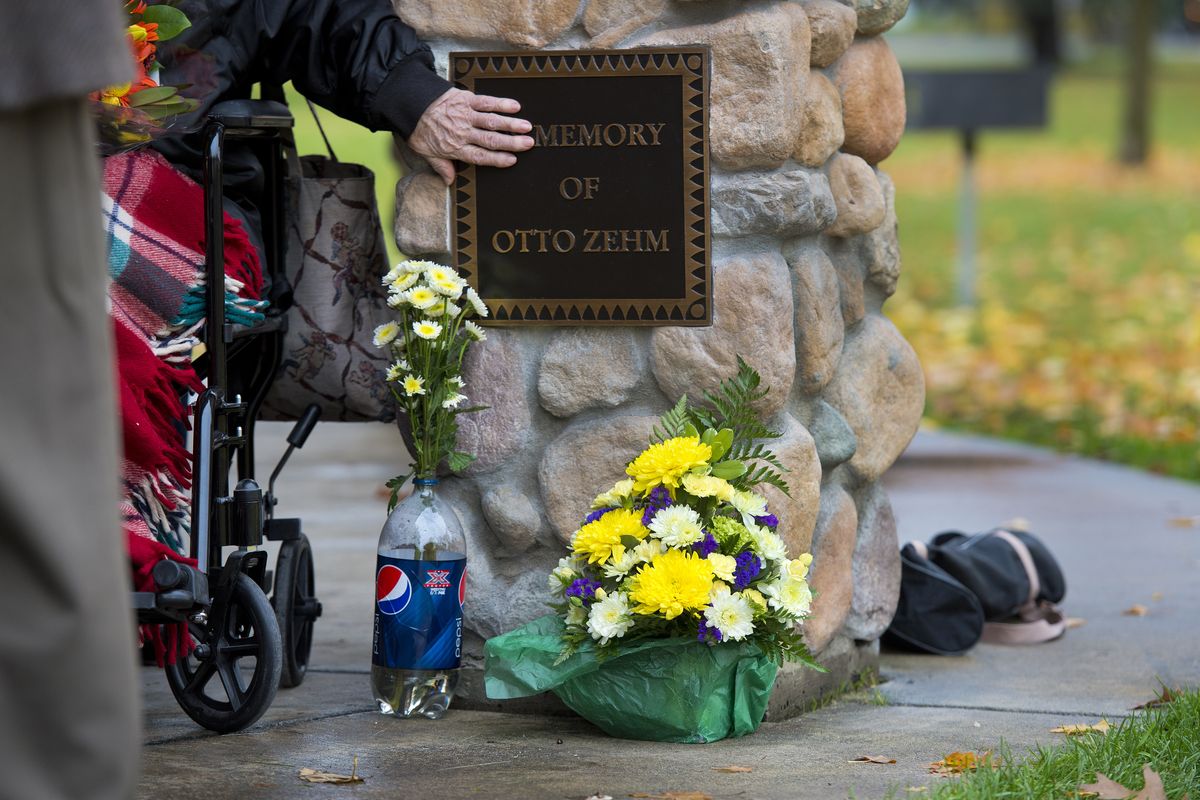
407;88;534;184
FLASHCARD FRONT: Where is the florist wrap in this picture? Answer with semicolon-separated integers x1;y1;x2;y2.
485;362;822;743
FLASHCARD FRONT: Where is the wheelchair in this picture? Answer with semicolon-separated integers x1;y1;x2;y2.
132;99;323;733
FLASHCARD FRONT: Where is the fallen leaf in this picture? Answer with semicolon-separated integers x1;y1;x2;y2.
1123;604;1149;617
1051;719;1110;735
299;757;364;785
1150;592;1164;602
1078;764;1167;800
904;788;928;795
1168;516;1198;528
628;793;712;800
1067;617;1088;629
849;755;897;765
1132;685;1180;710
929;751;993;776
584;795;614;800
1079;772;1134;798
711;765;752;773
1002;517;1031;532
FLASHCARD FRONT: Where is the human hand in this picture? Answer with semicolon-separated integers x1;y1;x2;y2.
407;88;535;184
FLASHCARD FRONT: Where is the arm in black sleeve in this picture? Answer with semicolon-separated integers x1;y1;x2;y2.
257;0;451;136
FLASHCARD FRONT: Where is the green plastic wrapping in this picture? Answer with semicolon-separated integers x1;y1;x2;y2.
484;615;779;743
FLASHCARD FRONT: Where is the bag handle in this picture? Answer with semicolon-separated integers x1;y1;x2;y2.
981;529;1066;644
305;99;338;163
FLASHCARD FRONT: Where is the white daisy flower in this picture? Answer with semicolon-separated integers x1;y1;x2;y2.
407;285;439;309
465;287;489;318
565;604;588;627
372;321;400;348
441;393;467;410
464;320;487;341
402;259;436;274
730;489;769;528
587;592;634;645
413;320;442;340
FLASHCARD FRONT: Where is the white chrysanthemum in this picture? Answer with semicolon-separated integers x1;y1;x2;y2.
587;592;634;645
592;478;634;509
431;277;464;299
385;362;404;382
565;604;588;627
707;553;737;583
390;271;419;293
647;504;705;547
387;292;407;309
786;554;814;581
424;264;457;285
631;537;666;565
602;548;641;579
761;576;812;618
384;263;404;284
464;320;487;341
425;299;447;317
434;302;462;318
441;393;467;410
465;287;489;318
407;285;438;309
704;587;755;642
402;375;425;396
413;320;442;340
372;321;400;348
549;557;577;589
749;524;788;565
447;375;465;390
681;473;736;502
402;259;436;274
731;489;769;527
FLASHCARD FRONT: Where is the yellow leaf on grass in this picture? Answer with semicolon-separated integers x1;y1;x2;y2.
929;751;993;776
1168;516;1198;528
849;755;897;765
1133;686;1180;710
629;793;713;800
1051;719;1110;735
1123;604;1149;617
711;765;752;773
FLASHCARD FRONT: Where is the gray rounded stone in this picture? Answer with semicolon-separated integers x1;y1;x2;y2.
481;484;544;553
854;0;909;35
758;415;823;557
455;331;533;476
843;482;901;641
711;168;836;238
802;0;857;67
864;170;901;300
802;484;857;653
810;399;858;469
794;71;845;168
393;171;450;258
786;240;844;394
826;153;887;238
538;329;641;418
821;235;868;328
652;252;796;419
538;415;659;544
822;315;924;483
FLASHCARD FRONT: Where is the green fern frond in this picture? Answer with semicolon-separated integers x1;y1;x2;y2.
653;395;692;442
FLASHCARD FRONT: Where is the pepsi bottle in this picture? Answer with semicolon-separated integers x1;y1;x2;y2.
371;478;466;719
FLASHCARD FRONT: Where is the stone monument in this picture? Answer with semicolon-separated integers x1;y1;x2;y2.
391;0;921;716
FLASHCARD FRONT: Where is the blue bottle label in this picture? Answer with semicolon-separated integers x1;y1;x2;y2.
372;555;465;670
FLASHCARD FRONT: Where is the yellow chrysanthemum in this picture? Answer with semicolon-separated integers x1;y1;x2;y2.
628;549;714;620
681;473;736;502
591;478;635;509
626;436;712;495
571;508;649;565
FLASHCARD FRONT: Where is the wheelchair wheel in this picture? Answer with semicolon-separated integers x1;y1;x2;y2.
165;572;281;733
273;533;320;688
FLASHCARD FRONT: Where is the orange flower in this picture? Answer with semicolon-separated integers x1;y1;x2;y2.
97;83;133;107
128;22;159;64
125;0;148;14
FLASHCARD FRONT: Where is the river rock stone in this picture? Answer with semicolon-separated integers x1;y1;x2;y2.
538;328;641;418
481;484;544;553
758;415;822;557
393;171;450;257
455;331;532;476
786;240;844;394
864;170;900;298
539;415;659;544
855;0;909;35
584;0;666;46
652;252;795;418
802;0;857;67
638;4;810;170
823;315;924;483
826;153;887;238
821;236;867;328
831;36;906;165
802;485;857;653
794;71;845;168
393;0;582;48
843;483;901;640
711;168;836;238
809;399;857;469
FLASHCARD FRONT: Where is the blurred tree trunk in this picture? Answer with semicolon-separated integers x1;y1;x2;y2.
1118;0;1155;165
1014;0;1061;65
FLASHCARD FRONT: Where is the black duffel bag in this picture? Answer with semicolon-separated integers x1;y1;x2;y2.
883;528;1067;656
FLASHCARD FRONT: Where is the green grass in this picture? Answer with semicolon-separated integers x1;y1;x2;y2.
918;688;1200;799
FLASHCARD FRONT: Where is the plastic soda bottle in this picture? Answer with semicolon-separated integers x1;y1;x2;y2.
371;478;466;719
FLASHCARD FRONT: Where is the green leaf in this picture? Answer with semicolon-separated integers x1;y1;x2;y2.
652;395;691;442
447;451;475;473
700;428;717;445
709;428;734;462
682;422;699;439
142;4;192;40
128;85;178;107
710;460;747;479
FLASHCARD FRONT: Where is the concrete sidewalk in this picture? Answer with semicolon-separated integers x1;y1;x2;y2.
136;425;1200;799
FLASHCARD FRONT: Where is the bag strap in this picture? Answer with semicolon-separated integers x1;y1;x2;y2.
980;529;1066;644
305;99;338;163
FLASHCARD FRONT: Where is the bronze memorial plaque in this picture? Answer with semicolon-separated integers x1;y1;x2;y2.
451;48;711;325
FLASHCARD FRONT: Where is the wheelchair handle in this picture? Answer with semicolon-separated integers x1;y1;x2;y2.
287;404;322;449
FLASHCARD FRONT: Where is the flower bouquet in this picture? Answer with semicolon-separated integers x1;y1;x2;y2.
90;1;200;154
485;360;823;743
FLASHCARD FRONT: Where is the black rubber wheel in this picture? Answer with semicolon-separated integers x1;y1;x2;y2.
273;533;321;688
165;572;281;733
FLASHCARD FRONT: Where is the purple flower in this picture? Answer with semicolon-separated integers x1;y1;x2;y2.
584;507;615;524
565;578;601;602
698;619;724;643
692;531;719;557
640;485;674;526
754;513;779;528
732;550;762;590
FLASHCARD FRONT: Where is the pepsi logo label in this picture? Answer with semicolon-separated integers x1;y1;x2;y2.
376;564;413;615
459;567;468;607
